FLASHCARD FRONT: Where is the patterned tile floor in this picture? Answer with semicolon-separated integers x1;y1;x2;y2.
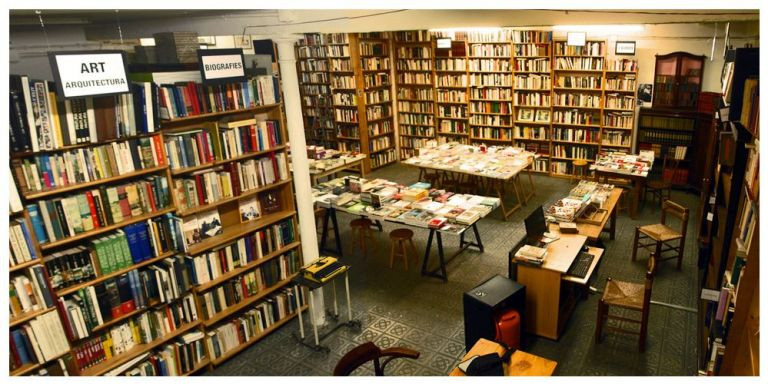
209;163;700;376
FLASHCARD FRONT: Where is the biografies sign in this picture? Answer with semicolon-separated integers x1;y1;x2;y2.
197;48;247;85
48;50;130;99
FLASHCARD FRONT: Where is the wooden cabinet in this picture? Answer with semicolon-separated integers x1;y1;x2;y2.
652;52;705;109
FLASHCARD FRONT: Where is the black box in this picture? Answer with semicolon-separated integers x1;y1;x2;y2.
463;274;526;351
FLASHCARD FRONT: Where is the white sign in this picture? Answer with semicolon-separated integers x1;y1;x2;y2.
567;32;586;47
200;53;245;81
51;51;129;98
436;38;452;49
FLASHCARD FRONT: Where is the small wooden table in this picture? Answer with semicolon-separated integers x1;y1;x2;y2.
450;338;557;376
547;187;622;242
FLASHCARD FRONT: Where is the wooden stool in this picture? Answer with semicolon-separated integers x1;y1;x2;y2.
350;218;375;257
571;159;589;184
388;228;418;270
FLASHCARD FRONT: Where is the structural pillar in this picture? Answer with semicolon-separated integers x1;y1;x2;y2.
276;36;326;326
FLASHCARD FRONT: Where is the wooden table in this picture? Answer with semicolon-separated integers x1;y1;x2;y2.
294;153;367;185
450;338;557;376
511;234;604;339
404;144;537;220
590;152;654;218
547;188;622;242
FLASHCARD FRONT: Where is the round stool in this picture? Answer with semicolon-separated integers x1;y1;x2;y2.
350;218;374;257
388;228;418;271
571;159;589;184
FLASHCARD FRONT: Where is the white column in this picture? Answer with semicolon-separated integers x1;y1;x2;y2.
275;36;326;326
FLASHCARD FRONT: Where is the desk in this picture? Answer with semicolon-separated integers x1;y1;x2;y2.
548;188;621;242
449;338;557;376
291;152;367;185
313;177;498;282
404;143;536;220
590;151;654;217
512;234;603;339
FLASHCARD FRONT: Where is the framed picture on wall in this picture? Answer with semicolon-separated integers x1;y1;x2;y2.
616;41;636;55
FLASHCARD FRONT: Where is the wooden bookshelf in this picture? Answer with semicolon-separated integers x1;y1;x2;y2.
183;358;211;376
78;320;201;376
10;350;70;376
467;31;513;145
158;104;282;126
551;39;606;177
394;30;435;160
9;306;57;327
357;32;396;171
9;258;41;273
201;273;299;327
177;178;293;217
184;210;295;256
295;33;336;148
209;306;306;366
433;34;470;144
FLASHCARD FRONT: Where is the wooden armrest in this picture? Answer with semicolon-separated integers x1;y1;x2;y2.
380;347;420;360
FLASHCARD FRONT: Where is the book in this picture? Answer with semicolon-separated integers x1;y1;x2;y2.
197;209;222;239
239;196;261;222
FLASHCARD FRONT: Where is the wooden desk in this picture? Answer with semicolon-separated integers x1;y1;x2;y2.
513;234;603;339
592;168;649;218
547;188;621;242
450;338;557;376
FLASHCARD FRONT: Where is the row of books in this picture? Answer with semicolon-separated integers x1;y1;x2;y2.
400;136;432;149
396;59;432;71
470;115;511;127
469;73;513;87
554;126;600;142
436;89;466;102
363;73;391;88
555;57;603;71
59;259;194;339
552;145;597;160
121;331;205;376
332;93;357;106
218;120;284;159
199;251;301;320
45;216;184;291
514;74;551;89
471;127;512;141
439;120;469;133
10;265;54;317
514;44;550;57
400;126;435;137
437;105;468;118
554;41;605;56
397;73;432;85
14;135;165;194
368;120;393;136
164;130;215;170
436;75;467;87
471;88;512;100
10;311;70;368
434;58;467;71
468;59;510;72
10;219;38;266
605;76;637;91
514;126;549;140
638;130;693;145
157;76;280;120
205;288;305;361
605;94;636;110
555;75;602;89
370;149;397;168
514;58;550;72
514;92;551;106
553;110;600;125
184;219;295;286
554;93;601;108
297;59;329;72
470;44;511;57
365;88;391;104
398;100;434;114
27;176;171;244
396;46;431;58
10;75;157;152
69;298;197;371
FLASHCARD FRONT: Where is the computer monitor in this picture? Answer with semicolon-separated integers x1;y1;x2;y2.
524;205;547;245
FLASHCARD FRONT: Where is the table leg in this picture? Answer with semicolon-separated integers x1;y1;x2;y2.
295;285;305;339
472;223;485;252
330;208;343;257
631;180;642;219
320;208;330;252
421;228;435;275
436;232;447;282
309;290;320;346
527;168;537;196
610;205;617;240
332;280;339;317
345;273;353;322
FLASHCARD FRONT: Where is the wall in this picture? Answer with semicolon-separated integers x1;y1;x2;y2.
10;10;759;92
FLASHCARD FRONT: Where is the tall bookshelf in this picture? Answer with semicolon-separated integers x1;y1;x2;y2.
357;32;396;170
393;30;436;159
9;71;305;375
328;33;362;156
551;39;606;177
467;30;514;145
295;33;336;149
433;31;470;144
512;30;553;173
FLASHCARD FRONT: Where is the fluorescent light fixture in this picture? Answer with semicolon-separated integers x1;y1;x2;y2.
552;24;645;33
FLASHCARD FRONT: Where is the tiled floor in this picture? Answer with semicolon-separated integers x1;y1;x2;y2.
209;163;700;376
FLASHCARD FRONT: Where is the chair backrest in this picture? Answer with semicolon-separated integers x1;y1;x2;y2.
333;342;420;376
660;200;690;237
643;253;657;310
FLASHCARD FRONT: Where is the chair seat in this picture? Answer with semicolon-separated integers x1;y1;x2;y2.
646;179;671;190
389;228;414;240
602;279;644;310
572;159;588;167
351;218;373;229
639;223;682;241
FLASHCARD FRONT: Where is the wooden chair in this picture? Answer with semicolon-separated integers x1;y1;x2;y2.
632;200;689;270
350;218;375;258
595;253;657;352
388;228;418;270
645;155;681;208
333;341;420;376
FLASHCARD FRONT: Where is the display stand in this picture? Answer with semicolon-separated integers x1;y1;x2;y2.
292;269;361;353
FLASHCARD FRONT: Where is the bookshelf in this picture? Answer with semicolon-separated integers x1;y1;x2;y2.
433;31;470;144
9;68;303;375
467;29;514;145
394;30;436;159
357;32;396;170
327;32;361;158
652;52;705;110
512;30;553;173
602;58;638;153
551;39;605;177
295;33;336;149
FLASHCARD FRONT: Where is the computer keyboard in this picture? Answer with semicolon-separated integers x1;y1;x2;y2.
566;252;594;279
